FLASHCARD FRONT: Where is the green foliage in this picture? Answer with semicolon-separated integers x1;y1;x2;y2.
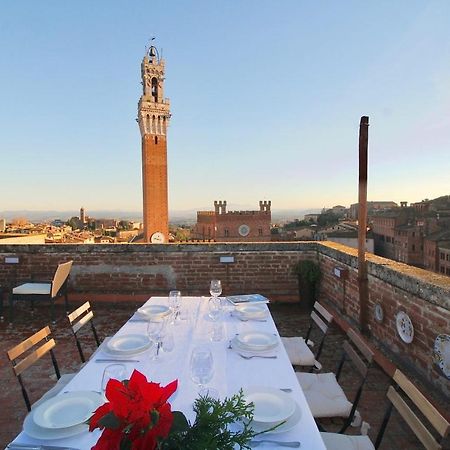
317;212;339;227
161;390;255;450
293;260;321;286
284;219;310;230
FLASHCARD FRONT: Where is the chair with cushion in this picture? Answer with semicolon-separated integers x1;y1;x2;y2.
68;301;101;363
281;301;333;370
296;328;374;433
321;369;450;449
9;260;73;324
7;326;75;411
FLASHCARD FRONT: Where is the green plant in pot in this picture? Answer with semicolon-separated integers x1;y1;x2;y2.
293;260;321;310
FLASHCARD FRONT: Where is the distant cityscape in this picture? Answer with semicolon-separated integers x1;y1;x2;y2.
1;194;449;278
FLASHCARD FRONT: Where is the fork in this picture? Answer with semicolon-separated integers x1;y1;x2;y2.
250;440;300;447
238;353;277;360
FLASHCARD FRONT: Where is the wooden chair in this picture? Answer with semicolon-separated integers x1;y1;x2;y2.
7;326;74;411
321;369;450;449
296;328;374;433
281;301;333;370
9;260;73;324
68;301;101;363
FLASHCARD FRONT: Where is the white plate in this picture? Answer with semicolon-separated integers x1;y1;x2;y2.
33;391;103;429
396;311;414;344
234;304;268;319
433;334;450;379
245;387;296;424
24;411;88;440
137;304;170;319
249;401;302;434
105;334;151;355
236;332;278;351
231;337;278;354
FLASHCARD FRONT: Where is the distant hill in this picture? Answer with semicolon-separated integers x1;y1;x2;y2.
0;207;322;225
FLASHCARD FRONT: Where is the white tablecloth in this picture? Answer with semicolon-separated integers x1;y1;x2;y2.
12;296;326;449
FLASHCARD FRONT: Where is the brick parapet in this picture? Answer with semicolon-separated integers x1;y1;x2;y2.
1;241;450;396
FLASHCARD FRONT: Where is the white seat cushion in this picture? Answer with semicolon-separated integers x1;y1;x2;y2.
282;336;315;366
13;282;51;295
296;372;352;418
31;373;76;409
320;432;375;450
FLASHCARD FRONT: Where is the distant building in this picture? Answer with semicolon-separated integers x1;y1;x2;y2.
350;201;398;219
0;219;5;232
51;219;66;227
326;230;374;253
424;229;450;273
192;201;271;242
438;243;450;276
326;205;348;217
80;207;86;224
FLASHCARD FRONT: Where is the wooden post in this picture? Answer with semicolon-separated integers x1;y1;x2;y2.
358;116;369;334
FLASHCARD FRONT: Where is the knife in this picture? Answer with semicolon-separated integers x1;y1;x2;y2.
7;444;79;450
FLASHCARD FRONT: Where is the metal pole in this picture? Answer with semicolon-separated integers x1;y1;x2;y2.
358;116;369;333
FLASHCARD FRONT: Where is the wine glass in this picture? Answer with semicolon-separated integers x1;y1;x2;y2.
190;346;214;395
101;364;126;396
210;279;222;298
147;319;166;360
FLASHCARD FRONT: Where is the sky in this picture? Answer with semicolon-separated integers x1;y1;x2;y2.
1;1;449;215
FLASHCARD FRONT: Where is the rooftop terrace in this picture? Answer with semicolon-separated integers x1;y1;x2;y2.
0;241;449;448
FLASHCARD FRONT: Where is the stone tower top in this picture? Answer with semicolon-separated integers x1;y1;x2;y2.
138;45;171;137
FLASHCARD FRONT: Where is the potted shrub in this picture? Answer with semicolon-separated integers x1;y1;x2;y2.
293;260;321;310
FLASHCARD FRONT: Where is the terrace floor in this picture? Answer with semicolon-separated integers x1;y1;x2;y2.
0;300;448;449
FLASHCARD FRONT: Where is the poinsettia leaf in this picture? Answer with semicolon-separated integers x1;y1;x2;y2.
170;411;189;434
98;411;121;429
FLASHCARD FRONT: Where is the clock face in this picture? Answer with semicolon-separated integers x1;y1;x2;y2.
151;232;165;243
238;224;250;237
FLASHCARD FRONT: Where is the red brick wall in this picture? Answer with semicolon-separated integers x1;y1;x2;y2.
317;242;450;397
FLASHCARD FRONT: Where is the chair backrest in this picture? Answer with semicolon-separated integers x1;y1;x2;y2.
335;328;374;433
305;301;333;361
68;301;100;363
7;326;60;411
375;370;450;450
51;260;73;298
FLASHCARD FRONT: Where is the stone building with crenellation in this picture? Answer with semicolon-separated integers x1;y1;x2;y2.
192;201;272;242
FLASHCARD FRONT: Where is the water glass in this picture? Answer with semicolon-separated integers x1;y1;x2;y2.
210;279;222;298
208;296;222;321
190;346;214;395
101;364;127;394
169;290;181;312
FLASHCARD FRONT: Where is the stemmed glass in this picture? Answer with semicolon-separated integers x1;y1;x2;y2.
190;346;214;396
210;279;222;298
147;319;166;360
101;364;126;397
168;290;181;323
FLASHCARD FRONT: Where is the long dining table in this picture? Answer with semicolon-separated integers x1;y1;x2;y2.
11;296;326;449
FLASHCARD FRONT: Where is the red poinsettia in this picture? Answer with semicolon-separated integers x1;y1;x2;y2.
89;369;178;450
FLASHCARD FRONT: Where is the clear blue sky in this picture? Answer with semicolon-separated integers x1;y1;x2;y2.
1;1;449;214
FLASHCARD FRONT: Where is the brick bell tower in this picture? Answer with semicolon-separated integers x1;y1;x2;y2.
137;45;171;243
